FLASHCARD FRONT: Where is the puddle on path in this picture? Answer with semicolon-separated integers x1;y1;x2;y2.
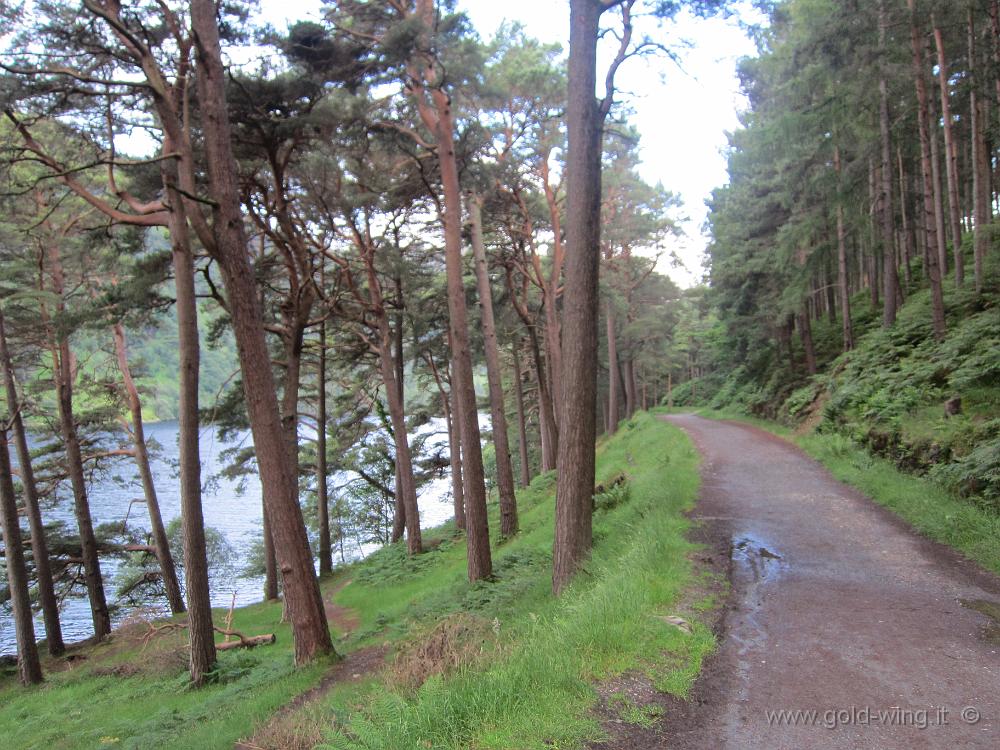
732;535;785;585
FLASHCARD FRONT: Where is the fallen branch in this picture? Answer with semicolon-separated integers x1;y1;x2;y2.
140;622;275;651
216;633;276;651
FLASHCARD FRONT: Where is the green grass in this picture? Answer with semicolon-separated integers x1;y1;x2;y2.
0;599;333;750
0;412;711;750
688;407;1000;577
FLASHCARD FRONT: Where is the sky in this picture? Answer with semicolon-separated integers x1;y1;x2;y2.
253;1;762;287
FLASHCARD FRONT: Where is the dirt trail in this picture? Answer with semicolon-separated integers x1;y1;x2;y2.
662;414;1000;750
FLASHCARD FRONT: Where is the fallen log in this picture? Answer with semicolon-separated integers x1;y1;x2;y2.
216;633;276;651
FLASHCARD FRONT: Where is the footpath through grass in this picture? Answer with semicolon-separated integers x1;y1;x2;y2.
0;412;712;750
687;408;1000;577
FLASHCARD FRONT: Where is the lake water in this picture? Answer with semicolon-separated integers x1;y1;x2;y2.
0;418;458;656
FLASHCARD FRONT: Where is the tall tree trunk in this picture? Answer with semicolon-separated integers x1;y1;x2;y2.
925;38;951;280
469;196;518;536
832;147;854;351
191;0;333;664
112;324;185;614
553;0;606;595
527;326;557;472
390;277;408;543
316;317;332;575
511;340;531;488
623;358;637;418
798;311;817;375
934;15;966;286
376;337;422;554
878;0;899;328
969;8;990;294
898;148;914;291
0;427;43;685
407;0;491;579
445;363;466;530
0;308;63;655
909;0;947;340
42;246;110;640
605;300;620;433
161;153;216;684
866;161;880;308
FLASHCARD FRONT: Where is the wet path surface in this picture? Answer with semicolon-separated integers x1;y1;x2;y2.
663;415;1000;749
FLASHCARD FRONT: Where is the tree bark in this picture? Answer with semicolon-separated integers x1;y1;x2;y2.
469;195;518;536
605;300;620;433
908;0;947;340
112;324;185;614
833;147;854;352
191;0;333;664
406;0;491;580
798;311;817;375
0;308;64;655
161;152;217;684
878;0;899;328
445;363;466;530
925;36;950;281
511;340;531;488
0;427;43;685
316;317;332;575
623;358;637;418
370;289;422;554
43;246;110;640
553;0;606;595
968;9;990;295
934;15;966;287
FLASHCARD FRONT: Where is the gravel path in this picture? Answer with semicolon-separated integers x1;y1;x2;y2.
661;414;1000;750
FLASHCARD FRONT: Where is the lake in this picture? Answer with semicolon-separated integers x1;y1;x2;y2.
0;418;458;656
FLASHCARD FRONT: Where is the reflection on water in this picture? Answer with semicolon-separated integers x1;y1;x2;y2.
1;418;460;655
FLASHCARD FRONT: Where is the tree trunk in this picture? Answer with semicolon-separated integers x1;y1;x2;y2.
0;307;64;655
316;317;332;575
161;153;217;684
969;9;990;295
374;308;422;555
934;15;966;287
925;37;950;280
445;364;466;530
798;311;817;375
605;300;620;433
834;147;854;351
191;0;333;664
469;196;518;536
866;161;880;308
0;427;43;685
112;324;185;614
511;340;531;488
43;247;110;639
878;0;899;328
908;0;947;340
898;148;914;291
435;111;491;581
527;326;557;472
553;0;604;595
623;357;637;418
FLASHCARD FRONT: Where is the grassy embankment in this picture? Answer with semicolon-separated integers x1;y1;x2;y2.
0;412;716;750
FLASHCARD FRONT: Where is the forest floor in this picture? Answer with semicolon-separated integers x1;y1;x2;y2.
656;414;1000;749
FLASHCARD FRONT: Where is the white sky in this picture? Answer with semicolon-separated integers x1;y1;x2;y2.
251;0;760;287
